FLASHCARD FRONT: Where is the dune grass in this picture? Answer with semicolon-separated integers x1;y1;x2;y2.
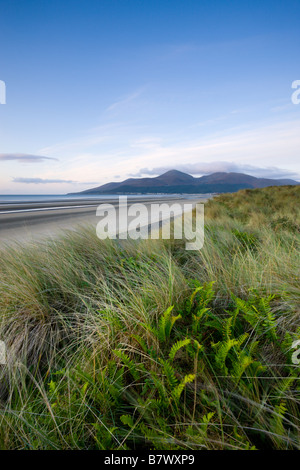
0;185;299;450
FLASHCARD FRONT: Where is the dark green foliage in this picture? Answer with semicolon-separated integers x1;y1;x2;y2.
2;284;299;450
232;230;259;251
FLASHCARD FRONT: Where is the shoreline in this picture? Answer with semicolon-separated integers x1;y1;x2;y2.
0;195;210;245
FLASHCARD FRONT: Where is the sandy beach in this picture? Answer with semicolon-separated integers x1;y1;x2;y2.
0;196;209;245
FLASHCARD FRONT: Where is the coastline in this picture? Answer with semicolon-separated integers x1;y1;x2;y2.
0;195;210;244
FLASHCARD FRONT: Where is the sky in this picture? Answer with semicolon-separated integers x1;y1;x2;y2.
0;0;299;194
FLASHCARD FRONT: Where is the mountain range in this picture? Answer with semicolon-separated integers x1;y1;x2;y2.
72;170;300;195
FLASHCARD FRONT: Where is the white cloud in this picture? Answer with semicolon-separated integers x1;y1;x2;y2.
12;177;77;184
6;109;297;194
123;120;300;180
105;88;145;113
0;153;58;162
36;119;300;190
12;177;98;185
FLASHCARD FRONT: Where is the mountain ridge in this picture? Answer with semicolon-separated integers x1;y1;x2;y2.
70;170;300;195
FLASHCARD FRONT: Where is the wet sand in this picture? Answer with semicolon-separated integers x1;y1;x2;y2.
0;196;210;245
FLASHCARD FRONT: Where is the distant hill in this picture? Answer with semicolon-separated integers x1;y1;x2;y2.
71;170;300;195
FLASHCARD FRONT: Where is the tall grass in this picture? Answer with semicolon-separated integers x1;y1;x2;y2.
0;185;299;449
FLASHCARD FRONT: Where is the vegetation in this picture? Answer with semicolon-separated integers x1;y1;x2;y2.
0;185;299;450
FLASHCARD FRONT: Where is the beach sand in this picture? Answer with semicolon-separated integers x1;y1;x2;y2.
0;196;210;245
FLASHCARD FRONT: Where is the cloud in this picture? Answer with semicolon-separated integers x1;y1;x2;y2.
106;88;145;113
130;162;300;180
21;116;300;190
122;120;300;181
12;177;78;184
0;153;58;163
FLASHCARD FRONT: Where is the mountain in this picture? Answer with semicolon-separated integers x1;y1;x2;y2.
197;172;298;188
71;170;300;195
155;170;194;185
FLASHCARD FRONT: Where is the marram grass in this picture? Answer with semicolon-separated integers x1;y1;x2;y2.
0;185;299;449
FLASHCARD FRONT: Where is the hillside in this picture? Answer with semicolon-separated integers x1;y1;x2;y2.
72;169;299;194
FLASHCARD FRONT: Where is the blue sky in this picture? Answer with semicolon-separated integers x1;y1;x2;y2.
0;0;299;194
